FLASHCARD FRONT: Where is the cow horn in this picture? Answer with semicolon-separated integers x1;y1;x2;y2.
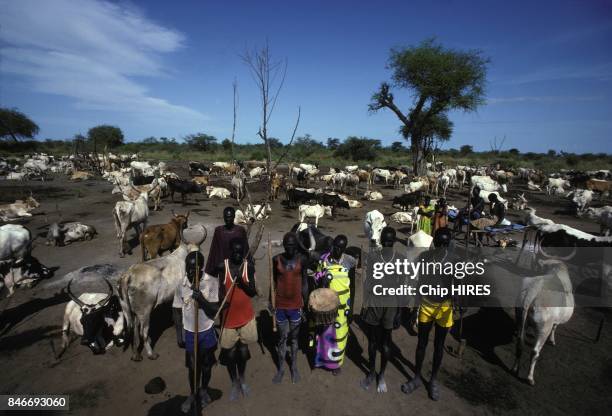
97;278;114;307
66;279;86;308
197;224;207;245
538;242;577;261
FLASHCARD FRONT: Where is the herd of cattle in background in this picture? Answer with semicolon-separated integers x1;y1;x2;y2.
0;151;611;386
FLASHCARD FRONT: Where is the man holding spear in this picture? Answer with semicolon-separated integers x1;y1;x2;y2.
212;238;257;402
174;251;220;413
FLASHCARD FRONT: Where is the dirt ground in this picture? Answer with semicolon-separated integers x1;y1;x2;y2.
1;164;611;416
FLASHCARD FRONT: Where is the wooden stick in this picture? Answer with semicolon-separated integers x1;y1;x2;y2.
192;252;200;413
269;232;277;332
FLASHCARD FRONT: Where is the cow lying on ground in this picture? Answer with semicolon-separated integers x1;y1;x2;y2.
235;204;272;224
60;278;126;356
0;196;40;222
46;222;97;246
140;211;190;261
206;186;231;199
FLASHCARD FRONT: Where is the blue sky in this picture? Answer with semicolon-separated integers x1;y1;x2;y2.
1;0;611;153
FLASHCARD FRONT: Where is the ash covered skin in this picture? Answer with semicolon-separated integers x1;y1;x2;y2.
361;226;398;393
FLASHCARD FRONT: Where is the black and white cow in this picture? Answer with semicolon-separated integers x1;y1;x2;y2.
59;278;126;356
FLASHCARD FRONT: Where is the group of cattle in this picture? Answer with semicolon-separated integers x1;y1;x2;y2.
1;155;611;390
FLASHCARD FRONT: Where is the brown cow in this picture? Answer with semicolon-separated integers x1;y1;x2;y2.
271;176;282;200
139;211;190;261
586;179;612;196
70;171;93;181
192;175;209;186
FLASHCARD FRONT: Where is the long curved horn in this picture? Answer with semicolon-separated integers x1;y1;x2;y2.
96;278;114;307
67;279;86;308
538;242;577;261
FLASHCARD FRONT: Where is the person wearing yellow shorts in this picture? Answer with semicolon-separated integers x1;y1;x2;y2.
402;228;454;401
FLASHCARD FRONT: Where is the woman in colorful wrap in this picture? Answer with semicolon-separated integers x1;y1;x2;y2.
417;196;435;235
310;234;356;375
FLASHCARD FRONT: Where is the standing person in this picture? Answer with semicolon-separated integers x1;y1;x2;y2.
174;251;220;413
432;197;449;235
417;196;435;235
360;226;402;393
311;234;357;375
214;238;257;402
205;207;249;278
401;228;454;401
271;233;310;384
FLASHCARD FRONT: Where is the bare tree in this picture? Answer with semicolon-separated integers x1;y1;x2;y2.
240;42;300;216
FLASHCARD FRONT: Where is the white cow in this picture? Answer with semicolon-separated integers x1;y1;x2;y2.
404;178;428;194
545;178;570;195
5;172;27;180
249;166;265;179
523;207;555;227
471;175;506;193
60;283;126;357
0;224;34;295
0;196;40;221
298;204;332;227
582;206;612;235
345;165;358;172
372;168;393;185
363;190;383;201
235;204;272;224
527;180;542;191
364;210;387;247
436;174;450;197
113;191;149;257
567;189;593;213
479;190;507;207
46;222;97;246
512;260;574;385
206;186;231;199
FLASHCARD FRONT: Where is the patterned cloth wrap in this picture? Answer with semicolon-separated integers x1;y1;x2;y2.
312;252;351;370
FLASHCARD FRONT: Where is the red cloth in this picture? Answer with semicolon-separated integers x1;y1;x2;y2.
222;260;255;328
275;257;304;309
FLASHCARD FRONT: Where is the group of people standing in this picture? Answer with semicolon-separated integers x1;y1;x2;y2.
173;205;459;413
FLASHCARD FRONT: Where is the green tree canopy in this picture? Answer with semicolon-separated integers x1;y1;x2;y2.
87;125;124;149
184;133;217;151
268;137;283;148
390;141;407;152
369;38;488;174
326;137;340;149
334;136;381;161
459;144;473;155
0;108;39;142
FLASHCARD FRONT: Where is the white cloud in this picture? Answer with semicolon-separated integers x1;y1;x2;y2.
0;0;204;122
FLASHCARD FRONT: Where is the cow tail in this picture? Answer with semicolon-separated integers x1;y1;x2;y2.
118;271;133;339
140;232;146;262
519;281;541;345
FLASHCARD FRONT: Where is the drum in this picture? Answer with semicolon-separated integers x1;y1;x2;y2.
308;288;340;326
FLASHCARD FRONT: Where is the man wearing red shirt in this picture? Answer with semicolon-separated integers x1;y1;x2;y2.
214;238;257;402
